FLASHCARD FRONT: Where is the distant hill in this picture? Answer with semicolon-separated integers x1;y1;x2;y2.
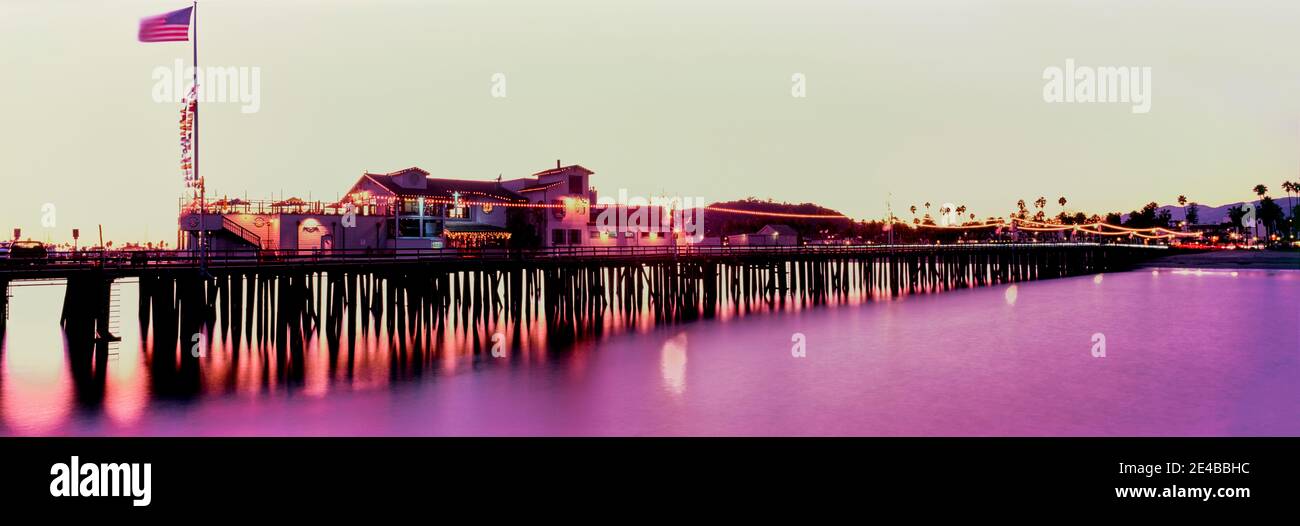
699;198;848;238
1128;197;1299;225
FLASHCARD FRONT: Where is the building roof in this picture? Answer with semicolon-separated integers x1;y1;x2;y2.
532;164;594;178
757;224;798;236
518;180;564;193
372;166;429;178
362;168;525;202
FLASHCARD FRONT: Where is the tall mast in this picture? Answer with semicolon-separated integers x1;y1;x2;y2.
193;1;206;274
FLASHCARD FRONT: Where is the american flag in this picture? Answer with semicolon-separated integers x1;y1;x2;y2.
138;6;193;43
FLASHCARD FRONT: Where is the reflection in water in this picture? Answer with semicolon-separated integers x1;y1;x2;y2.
9;256;1005;428
6;250;1274;436
10;255;974;434
660;332;688;396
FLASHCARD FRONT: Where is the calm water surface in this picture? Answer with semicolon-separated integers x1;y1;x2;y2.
2;267;1297;436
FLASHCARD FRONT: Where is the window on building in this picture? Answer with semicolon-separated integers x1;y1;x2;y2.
401;198;420;214
552;229;566;245
422;220;442;238
398;218;421;238
447;205;467;219
568;229;582;245
569;174;584;194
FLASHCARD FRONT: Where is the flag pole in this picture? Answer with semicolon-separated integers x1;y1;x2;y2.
192;1;206;275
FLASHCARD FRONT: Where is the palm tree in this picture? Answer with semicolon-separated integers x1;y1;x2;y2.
1177;195;1188;229
1283;181;1298;238
1029;197;1046;225
1259;197;1283;243
1281;181;1296;225
1058;196;1067;209
1016;199;1027;219
1227;205;1249;238
1253;184;1269;240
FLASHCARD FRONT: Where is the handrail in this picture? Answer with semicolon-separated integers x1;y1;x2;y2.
221;216;262;248
0;242;1169;275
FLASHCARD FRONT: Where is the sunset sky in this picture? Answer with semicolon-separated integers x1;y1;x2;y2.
2;0;1298;244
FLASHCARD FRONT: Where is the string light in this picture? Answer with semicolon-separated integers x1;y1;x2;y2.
1075;226;1137;236
913;222;1004;230
210;190;1206;242
704;207;849;219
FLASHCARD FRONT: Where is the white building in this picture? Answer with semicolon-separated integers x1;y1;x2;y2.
727;224;799;246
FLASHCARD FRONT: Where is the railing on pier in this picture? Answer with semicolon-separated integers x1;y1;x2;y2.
221;216;262;248
0;242;1167;276
179;197;376;216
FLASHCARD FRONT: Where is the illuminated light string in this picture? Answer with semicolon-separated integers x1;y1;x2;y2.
1074;227;1139;237
214;194;1204;239
703;207;850;219
349;196;576;209
905;217;1202;238
637;206;1196;239
1012;218;1200;237
901;219;1010;230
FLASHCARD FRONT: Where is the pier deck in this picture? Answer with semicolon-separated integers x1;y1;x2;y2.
0;243;1165;280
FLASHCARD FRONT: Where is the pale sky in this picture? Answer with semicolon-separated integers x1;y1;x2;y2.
2;0;1298;244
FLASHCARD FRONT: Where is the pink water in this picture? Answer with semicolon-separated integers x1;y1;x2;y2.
2;267;1297;436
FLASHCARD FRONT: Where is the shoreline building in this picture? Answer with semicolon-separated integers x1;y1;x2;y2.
726;224;799;246
178;160;692;253
344;166;525;250
500;162;597;248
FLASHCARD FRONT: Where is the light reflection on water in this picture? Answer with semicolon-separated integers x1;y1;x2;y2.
1;268;1297;436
